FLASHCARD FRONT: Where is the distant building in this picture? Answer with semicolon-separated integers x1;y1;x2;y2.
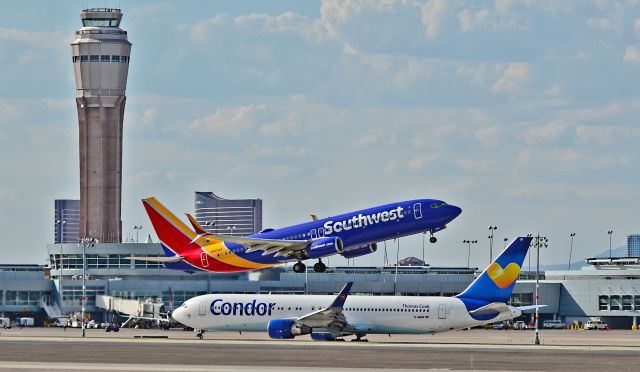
194;192;262;236
54;199;80;243
397;257;426;266
628;234;640;257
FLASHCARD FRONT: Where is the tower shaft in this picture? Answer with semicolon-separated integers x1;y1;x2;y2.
71;8;131;242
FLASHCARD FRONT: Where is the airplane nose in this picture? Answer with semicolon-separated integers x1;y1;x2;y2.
172;307;185;324
449;205;462;219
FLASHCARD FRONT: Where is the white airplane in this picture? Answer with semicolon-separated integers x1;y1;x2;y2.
171;236;539;341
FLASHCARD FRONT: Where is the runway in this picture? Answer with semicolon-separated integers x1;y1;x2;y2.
1;329;638;371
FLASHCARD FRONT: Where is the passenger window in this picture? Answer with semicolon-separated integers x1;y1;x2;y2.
310;229;317;240
318;228;325;237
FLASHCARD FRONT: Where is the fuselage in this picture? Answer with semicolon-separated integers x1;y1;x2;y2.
165;199;461;273
173;293;517;335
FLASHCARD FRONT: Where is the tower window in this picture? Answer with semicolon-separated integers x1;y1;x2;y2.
90;55;99;62
121;56;128;63
80;55;88;62
101;55;110;62
111;55;120;63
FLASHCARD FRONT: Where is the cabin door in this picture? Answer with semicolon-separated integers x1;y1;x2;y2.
200;251;210;268
438;304;447;319
413;203;422;219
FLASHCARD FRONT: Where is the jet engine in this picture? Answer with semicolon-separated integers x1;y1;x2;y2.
267;319;308;339
341;243;377;259
305;237;344;259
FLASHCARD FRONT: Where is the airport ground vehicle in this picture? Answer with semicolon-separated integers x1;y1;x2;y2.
54;317;70;327
514;320;527;330
18;317;34;327
172;237;543;341
0;317;11;329
137;197;461;274
542;319;566;329
584;320;609;330
492;321;507;330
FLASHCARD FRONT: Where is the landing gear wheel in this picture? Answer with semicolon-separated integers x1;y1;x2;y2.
196;330;205;339
313;261;326;273
293;262;306;273
429;236;437;243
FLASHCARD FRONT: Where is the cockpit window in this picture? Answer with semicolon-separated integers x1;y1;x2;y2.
430;201;447;208
181;303;188;309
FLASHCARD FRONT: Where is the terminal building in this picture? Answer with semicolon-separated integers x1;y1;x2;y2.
0;241;636;329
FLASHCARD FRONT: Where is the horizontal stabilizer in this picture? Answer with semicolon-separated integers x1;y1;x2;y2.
468;302;511;316
517;305;547;312
185;213;209;236
126;256;184;263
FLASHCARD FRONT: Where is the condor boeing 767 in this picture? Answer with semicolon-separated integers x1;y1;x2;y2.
171;237;538;341
134;197;461;274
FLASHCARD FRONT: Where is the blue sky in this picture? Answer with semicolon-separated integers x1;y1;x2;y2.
0;0;639;267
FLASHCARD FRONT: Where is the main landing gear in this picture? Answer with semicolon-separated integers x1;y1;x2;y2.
293;261;306;273
294;260;326;273
314;260;326;273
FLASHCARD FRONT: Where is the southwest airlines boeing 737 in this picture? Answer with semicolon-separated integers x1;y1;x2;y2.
135;197;461;274
171;237;538;341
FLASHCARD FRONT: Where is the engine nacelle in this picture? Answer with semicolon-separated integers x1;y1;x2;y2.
341;243;377;259
310;331;336;341
305;237;344;259
267;319;304;339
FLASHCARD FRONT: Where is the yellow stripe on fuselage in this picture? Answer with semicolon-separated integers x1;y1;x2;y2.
201;241;275;270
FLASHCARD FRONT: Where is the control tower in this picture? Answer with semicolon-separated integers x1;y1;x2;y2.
71;8;131;243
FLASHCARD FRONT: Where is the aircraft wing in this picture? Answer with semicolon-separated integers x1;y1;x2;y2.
126;256;184;263
203;234;309;257
295;282;353;329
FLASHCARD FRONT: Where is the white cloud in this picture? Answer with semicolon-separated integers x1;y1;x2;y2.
635;18;640;38
457;8;490;33
357;130;396;147
406;154;439;171
474;126;500;148
420;0;446;40
455;158;493;173
260;112;302;137
522;120;569;145
188;104;269;137
575;125;616;146
0;27;64;46
624;46;640;63
490;63;530;94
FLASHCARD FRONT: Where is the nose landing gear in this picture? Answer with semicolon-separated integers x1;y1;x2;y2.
429;232;437;243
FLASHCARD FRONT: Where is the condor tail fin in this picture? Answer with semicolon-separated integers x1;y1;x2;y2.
456;236;533;308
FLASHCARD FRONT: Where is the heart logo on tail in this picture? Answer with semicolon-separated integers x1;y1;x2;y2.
487;262;521;289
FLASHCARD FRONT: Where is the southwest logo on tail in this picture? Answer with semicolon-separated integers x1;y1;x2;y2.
132;197;462;274
171;236;544;341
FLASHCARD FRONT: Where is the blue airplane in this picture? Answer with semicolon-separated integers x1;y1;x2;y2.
134;197;462;273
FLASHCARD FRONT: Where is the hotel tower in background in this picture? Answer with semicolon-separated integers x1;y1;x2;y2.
71;8;131;243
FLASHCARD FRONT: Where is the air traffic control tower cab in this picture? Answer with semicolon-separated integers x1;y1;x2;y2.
71;8;131;243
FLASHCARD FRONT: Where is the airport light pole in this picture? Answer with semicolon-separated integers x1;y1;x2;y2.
463;240;477;268
607;230;613;258
503;238;508;249
568;233;576;270
133;225;142;243
227;225;237;236
394;239;400;295
532;234;548;345
488;226;497;264
79;237;97;338
422;232;426;265
56;220;66;311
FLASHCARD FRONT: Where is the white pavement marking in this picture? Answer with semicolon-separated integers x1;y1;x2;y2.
1;335;639;351
0;361;509;372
